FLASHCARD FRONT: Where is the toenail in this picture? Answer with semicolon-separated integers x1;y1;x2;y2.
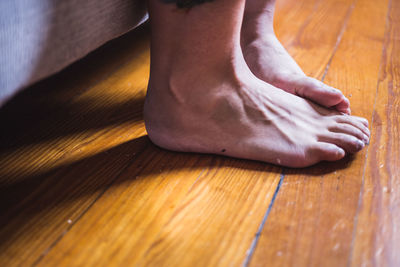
357;140;364;150
336;149;345;157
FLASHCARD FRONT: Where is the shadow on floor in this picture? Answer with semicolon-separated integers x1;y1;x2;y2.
0;126;355;249
0;23;151;150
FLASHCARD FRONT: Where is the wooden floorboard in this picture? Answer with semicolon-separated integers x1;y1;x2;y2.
34;1;354;266
350;0;400;266
0;27;152;266
39;157;281;266
0;0;398;266
277;0;357;78
249;0;390;266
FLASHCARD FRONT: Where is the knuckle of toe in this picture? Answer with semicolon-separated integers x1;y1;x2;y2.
326;123;337;131
340;124;350;131
335;115;346;123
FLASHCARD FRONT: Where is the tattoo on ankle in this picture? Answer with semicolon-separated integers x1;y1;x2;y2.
161;0;214;8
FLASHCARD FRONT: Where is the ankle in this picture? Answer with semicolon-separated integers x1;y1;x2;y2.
149;46;250;97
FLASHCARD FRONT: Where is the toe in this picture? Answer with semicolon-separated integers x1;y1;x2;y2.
354;116;369;127
319;132;365;154
310;142;346;162
328;123;369;144
333;96;351;115
334;115;370;138
289;76;350;112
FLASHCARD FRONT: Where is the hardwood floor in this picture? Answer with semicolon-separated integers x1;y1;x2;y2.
0;0;398;266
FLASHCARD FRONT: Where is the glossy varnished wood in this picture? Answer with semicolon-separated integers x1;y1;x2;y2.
350;0;400;266
0;0;398;266
249;0;392;266
0;27;152;265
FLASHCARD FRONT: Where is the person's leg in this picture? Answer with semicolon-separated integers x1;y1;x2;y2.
241;0;351;114
144;0;369;167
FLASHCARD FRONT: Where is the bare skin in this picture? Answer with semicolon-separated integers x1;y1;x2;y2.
241;0;351;114
145;0;370;167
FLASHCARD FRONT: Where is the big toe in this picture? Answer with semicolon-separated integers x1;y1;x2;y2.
310;143;346;162
280;75;351;114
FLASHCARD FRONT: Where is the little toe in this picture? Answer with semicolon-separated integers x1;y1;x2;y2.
319;132;365;154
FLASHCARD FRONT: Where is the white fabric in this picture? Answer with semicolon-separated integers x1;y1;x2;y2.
0;0;148;106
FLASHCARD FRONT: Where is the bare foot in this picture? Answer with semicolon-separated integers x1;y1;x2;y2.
241;2;351;114
145;0;369;167
144;56;369;167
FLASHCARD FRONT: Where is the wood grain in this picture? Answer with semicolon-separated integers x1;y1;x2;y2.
38;147;214;266
33;1;360;266
39;157;281;267
350;1;400;266
136;162;281;267
276;0;356;78
249;0;389;266
0;26;152;266
0;0;398;266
